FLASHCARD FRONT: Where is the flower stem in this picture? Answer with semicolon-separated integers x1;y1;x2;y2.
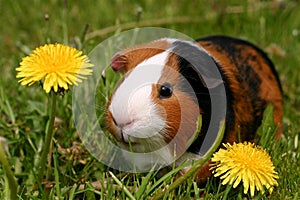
0;140;18;200
37;92;57;182
150;120;225;200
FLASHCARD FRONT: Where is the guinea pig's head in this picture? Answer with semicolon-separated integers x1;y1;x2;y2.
105;39;221;156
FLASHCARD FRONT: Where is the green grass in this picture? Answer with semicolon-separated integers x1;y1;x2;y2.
0;0;299;199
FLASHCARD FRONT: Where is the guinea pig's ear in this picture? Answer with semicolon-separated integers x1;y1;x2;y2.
177;56;223;90
173;40;224;89
200;73;224;89
110;53;128;72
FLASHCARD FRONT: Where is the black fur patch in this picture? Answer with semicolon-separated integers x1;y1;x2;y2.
171;40;231;154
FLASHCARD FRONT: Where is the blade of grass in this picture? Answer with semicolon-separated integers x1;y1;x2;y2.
53;151;61;199
0;138;18;200
193;182;200;199
108;171;136;200
147;161;190;195
68;184;78;200
222;184;232;200
135;165;157;199
256;103;276;147
0;87;15;125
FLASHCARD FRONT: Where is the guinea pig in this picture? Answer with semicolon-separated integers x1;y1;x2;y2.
105;35;283;182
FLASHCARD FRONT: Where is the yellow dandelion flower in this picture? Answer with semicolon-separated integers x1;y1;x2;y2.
210;142;279;197
16;43;93;93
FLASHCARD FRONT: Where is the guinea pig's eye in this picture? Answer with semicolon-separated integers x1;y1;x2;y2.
159;83;173;99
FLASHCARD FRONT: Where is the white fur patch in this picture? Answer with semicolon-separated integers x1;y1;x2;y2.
109;50;170;144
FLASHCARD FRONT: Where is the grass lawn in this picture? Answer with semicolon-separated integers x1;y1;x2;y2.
0;0;299;199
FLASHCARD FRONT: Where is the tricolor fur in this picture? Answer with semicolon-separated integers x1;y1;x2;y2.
106;35;283;182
